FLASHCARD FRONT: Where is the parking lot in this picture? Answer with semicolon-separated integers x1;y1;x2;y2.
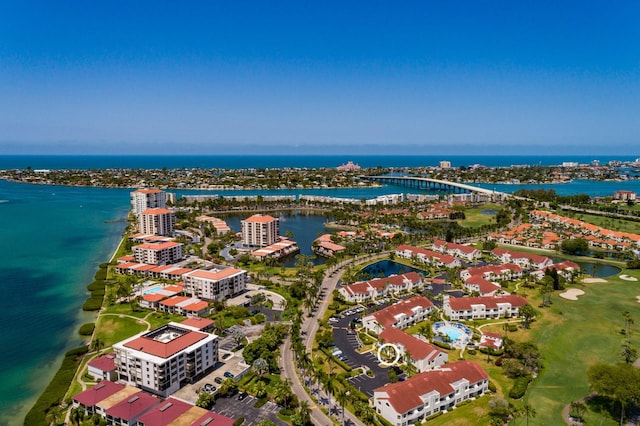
213;393;286;425
331;328;389;396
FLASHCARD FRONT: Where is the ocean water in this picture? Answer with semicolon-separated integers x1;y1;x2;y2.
0;180;129;425
0;155;637;424
0;154;638;170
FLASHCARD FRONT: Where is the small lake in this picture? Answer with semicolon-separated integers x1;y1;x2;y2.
358;260;427;280
551;257;621;278
223;211;329;266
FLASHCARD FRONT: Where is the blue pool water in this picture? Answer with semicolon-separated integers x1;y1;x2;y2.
142;285;163;295
433;322;471;343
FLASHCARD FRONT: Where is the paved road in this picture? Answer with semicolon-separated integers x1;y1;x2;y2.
280;253;391;426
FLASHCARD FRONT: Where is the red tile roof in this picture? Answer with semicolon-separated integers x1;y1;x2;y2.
181;317;214;330
186;268;243;281
105;391;159;421
375;361;487;414
73;381;124;407
136;397;191;425
124;329;209;358
141;208;172;215
379;327;443;360
243;214;277;223
448;295;527;311
371;296;434;328
88;353;116;372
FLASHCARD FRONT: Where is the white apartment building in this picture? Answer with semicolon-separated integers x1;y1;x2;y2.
182;268;247;301
139;208;175;236
132;242;184;265
131;189;167;215
113;323;218;397
241;214;280;247
378;327;448;373
362;296;434;333
443;295;527;321
374;360;488;426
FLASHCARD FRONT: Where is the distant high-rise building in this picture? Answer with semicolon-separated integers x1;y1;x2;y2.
241;214;279;247
439;160;451;169
131;189;166;215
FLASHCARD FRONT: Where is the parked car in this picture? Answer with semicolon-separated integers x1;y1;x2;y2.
224;371;235;379
237;392;248;401
202;384;217;394
214;377;224;384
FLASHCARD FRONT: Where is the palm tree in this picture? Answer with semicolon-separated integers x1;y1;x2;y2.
522;403;536;426
252;357;269;378
45;406;62;426
91;337;104;354
622;311;634;335
69;407;84;426
297;400;312;425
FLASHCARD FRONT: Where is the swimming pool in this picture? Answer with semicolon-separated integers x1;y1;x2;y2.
433;322;472;348
141;285;163;295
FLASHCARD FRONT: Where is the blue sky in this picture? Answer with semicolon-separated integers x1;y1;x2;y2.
1;1;639;155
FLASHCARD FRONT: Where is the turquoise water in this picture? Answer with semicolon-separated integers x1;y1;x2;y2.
0;156;637;423
0;180;129;425
141;285;164;295
433;322;471;342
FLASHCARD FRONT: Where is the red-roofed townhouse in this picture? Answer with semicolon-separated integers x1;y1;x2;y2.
395;245;461;268
432;240;481;261
180;317;215;333
379;327;448;372
105;391;160;425
373;361;488;426
314;240;346;257
72;381;125;417
479;332;503;351
363;296;434;333
88;353;118;381
113;322;218;397
339;273;422;303
182;268;247;301
463;276;501;297
443;295;527;321
137;398;235;426
491;248;553;270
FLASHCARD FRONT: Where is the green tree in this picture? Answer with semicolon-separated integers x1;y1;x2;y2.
519;304;536;328
522;403;536;426
588;363;640;425
196;392;215;409
252;357;270;377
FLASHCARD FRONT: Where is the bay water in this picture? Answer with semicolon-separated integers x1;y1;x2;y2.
0;155;637;424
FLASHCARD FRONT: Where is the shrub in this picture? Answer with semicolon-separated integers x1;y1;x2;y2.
232;417;245;426
82;296;104;311
488;381;497;392
432;340;452;350
508;375;531;399
78;323;95;336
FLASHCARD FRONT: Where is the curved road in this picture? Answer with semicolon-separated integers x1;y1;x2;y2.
280;253;391;426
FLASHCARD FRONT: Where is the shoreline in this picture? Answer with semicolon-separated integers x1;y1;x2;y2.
23;233;127;425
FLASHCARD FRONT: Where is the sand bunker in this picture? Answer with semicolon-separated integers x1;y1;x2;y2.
583;278;607;283
560;288;585;300
636;296;640;304
620;274;638;282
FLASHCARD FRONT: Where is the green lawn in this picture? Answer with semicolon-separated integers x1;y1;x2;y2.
564;211;640;234
459;205;501;228
94;315;148;347
522;269;640;425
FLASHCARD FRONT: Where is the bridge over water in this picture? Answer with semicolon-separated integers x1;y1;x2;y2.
361;175;510;199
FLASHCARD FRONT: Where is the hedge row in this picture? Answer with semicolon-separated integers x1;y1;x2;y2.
432;340;452;350
24;346;88;426
78;323;95;336
83;264;109;311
